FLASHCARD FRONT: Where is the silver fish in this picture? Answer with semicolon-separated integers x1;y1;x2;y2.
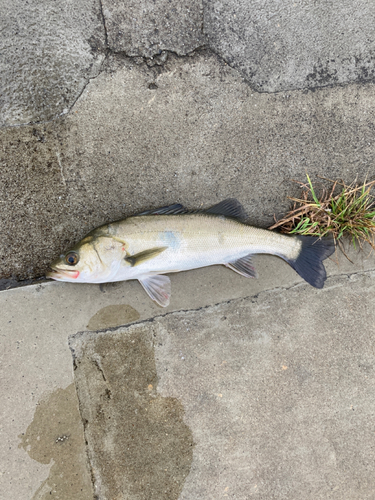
47;199;335;306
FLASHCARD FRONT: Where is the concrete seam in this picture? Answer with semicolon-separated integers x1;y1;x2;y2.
68;267;375;341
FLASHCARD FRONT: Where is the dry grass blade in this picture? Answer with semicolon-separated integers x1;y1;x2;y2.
269;175;375;252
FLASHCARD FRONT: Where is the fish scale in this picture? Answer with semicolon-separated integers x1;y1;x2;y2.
112;214;301;270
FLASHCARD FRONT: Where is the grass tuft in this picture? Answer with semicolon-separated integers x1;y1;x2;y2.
269;175;375;254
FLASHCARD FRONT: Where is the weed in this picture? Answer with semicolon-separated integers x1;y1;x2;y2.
269;175;375;254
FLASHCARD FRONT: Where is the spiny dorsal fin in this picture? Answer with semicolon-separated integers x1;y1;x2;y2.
135;199;247;220
135;204;188;216
225;254;257;278
125;247;167;266
138;275;171;307
205;199;247;221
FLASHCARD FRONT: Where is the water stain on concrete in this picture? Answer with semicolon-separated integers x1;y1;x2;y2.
87;304;140;330
70;326;194;500
18;383;93;500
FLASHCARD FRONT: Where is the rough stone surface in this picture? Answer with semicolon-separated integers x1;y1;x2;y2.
204;0;375;91
102;0;203;57
2;0;375;128
73;271;375;499
0;0;105;126
1;52;375;281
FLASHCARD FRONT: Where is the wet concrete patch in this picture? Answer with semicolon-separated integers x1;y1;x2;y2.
18;384;93;500
87;304;140;330
70;327;194;500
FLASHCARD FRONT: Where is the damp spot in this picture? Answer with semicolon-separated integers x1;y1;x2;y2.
87;304;140;330
18;384;93;499
70;327;194;499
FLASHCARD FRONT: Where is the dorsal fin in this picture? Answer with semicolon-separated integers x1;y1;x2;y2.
205;199;247;221
135;204;189;216
135;199;247;220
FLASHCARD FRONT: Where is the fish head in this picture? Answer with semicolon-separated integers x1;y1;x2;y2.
46;228;125;283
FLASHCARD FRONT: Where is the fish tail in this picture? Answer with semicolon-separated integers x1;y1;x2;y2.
284;236;335;288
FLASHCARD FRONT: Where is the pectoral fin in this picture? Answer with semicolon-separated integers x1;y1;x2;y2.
125;247;167;266
225;254;258;278
139;275;171;307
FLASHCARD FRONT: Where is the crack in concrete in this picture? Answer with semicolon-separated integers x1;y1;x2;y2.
92;357;107;382
3;39;375;132
63;52;109;116
102;43;209;66
98;0;109;49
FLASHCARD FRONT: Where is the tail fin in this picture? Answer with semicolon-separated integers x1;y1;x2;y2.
284;236;335;289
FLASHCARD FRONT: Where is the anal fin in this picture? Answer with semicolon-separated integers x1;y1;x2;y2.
139;275;171;307
225;254;257;278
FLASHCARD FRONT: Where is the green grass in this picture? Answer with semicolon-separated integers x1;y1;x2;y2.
269;175;375;252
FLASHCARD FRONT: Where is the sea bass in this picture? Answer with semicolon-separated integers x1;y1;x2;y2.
47;199;335;307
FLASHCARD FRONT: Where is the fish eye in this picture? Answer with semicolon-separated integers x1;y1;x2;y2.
65;252;79;266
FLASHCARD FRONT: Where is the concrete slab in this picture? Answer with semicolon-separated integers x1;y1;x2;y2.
2;52;375;281
0;285;94;499
0;0;106;127
1;245;374;498
102;0;203;57
204;0;375;91
71;269;375;499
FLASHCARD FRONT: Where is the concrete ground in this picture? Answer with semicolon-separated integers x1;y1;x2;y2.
2;0;375;499
1;246;375;499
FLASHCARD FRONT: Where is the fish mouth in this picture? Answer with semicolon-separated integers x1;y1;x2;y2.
46;268;80;280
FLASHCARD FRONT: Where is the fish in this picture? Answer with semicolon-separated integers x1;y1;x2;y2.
46;199;335;307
